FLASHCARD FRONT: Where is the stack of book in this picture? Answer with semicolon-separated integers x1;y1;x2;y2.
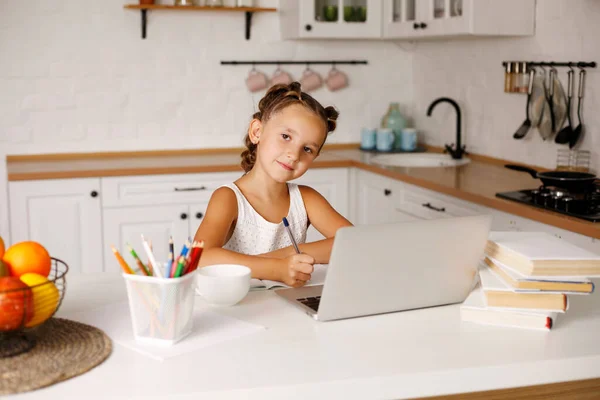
461;232;600;331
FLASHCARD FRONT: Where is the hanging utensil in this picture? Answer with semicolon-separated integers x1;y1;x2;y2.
569;68;586;149
546;67;557;133
513;68;536;139
555;68;574;144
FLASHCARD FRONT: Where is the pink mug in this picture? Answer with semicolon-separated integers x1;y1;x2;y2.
271;68;293;86
246;68;269;93
325;68;348;92
299;68;323;92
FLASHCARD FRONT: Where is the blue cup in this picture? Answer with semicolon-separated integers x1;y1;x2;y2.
360;128;376;150
400;128;417;151
376;128;395;152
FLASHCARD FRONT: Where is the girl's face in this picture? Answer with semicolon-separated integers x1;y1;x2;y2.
254;104;327;183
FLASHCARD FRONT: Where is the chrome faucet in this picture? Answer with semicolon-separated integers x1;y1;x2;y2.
426;97;466;160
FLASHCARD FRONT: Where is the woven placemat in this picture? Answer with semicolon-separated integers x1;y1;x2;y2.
0;318;112;395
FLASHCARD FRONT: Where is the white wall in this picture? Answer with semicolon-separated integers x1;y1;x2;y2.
413;0;600;172
0;0;413;155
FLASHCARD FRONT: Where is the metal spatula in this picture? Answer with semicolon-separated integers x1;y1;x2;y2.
555;69;574;144
569;69;586;149
513;69;536;139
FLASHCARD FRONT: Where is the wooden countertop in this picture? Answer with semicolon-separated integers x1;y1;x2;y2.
6;145;599;239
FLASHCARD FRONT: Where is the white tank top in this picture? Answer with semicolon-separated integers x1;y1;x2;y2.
221;183;308;255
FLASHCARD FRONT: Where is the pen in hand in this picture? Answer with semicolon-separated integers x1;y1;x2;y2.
282;217;301;254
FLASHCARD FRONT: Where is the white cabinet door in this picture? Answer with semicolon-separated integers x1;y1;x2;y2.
281;0;382;39
9;178;103;275
354;170;418;225
102;205;189;275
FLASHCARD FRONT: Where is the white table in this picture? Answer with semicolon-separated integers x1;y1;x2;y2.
11;275;600;400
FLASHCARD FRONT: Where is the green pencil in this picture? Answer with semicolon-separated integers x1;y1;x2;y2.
173;255;186;278
127;243;150;276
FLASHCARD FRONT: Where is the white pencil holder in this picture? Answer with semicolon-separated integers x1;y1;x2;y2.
123;271;197;346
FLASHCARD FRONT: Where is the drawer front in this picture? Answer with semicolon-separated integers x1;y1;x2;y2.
101;172;242;207
397;183;484;220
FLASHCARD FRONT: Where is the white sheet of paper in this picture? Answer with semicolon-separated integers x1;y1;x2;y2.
66;302;265;361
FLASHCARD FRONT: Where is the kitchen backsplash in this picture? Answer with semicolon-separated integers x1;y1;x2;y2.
0;0;411;155
412;0;599;173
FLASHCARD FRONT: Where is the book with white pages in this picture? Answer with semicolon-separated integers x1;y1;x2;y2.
485;231;600;277
478;266;569;312
483;257;595;294
251;264;328;290
460;286;556;331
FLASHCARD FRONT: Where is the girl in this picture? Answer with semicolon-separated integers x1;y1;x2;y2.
194;82;353;287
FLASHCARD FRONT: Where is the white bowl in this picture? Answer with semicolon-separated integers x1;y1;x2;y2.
196;264;251;307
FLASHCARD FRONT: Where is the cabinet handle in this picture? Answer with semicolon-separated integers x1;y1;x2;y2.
174;186;207;192
196;212;204;219
305;24;312;31
90;190;98;198
422;202;445;212
384;189;392;196
419;22;427;29
413;22;420;29
180;213;188;220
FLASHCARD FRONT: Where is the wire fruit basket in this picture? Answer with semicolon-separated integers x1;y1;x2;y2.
0;257;68;358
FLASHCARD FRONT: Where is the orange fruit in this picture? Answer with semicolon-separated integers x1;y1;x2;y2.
20;273;59;327
0;236;5;258
3;241;52;278
0;276;34;331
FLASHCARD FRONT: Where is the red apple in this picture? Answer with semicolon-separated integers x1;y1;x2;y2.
0;276;34;331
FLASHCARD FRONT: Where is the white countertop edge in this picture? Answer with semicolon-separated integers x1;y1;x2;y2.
63;355;598;400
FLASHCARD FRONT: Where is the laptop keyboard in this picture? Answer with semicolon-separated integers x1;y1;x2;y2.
297;296;321;312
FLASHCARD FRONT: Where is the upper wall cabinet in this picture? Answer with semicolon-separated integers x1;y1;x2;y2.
280;0;535;40
382;0;536;39
280;0;383;39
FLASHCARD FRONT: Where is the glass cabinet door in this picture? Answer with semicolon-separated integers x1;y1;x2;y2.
419;0;469;36
302;0;382;38
383;0;421;38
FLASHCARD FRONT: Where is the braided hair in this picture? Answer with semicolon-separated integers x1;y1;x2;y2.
241;82;339;173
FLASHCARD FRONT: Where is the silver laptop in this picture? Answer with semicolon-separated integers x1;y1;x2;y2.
275;214;492;321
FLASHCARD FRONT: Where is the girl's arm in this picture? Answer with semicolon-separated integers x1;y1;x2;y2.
193;187;312;285
260;185;353;263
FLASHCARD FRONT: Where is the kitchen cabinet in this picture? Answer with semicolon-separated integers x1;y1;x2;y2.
8;178;104;275
281;0;535;40
353;169;420;225
102;205;198;275
383;0;536;39
280;0;383;39
353;169;600;254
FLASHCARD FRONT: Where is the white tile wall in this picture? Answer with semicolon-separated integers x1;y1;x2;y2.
412;0;600;172
0;0;412;155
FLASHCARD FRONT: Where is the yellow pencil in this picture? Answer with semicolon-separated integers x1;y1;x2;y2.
111;245;134;275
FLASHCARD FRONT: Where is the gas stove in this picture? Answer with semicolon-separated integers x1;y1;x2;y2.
496;184;600;222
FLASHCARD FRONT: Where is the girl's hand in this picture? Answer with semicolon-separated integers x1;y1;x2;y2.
280;254;315;287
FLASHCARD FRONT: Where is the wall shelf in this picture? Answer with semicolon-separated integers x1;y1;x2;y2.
123;4;277;40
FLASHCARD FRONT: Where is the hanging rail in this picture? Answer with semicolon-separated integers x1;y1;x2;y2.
501;61;596;68
221;60;368;65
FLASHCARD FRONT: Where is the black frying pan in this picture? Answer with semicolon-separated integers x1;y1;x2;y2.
505;164;597;191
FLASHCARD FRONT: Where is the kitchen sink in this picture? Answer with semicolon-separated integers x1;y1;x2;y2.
371;153;471;168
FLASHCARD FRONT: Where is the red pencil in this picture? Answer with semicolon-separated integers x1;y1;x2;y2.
185;240;204;275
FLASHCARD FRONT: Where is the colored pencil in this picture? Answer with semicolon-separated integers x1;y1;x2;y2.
141;235;163;278
111;245;134;274
173;255;186;278
146;238;154;276
164;253;173;279
127;243;150;276
171;240;190;278
185;240;204;275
